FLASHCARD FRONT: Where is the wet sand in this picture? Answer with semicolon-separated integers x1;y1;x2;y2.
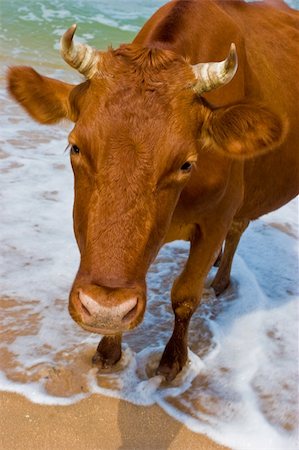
0;391;229;450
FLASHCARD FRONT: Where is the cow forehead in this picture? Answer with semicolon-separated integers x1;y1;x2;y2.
70;78;199;150
70;45;196;121
70;103;198;165
68;46;200;169
70;107;197;171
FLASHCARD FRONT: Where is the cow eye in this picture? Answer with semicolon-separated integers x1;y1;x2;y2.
70;144;80;155
180;161;193;173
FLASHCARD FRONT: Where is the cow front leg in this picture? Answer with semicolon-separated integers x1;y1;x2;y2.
212;218;249;295
157;225;227;381
92;334;122;369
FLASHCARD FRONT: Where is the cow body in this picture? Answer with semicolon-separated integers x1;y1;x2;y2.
133;0;299;296
7;0;299;380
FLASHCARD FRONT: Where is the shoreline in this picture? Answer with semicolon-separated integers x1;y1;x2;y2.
0;391;229;450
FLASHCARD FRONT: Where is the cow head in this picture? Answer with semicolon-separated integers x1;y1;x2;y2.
7;26;284;335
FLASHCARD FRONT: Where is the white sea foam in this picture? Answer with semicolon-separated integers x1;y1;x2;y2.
92;13;140;33
0;371;88;406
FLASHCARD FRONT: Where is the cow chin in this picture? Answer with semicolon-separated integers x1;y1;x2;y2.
68;283;146;335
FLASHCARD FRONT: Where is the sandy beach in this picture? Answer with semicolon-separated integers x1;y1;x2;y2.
0;392;228;450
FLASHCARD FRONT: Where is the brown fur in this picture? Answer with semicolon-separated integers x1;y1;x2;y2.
7;0;299;380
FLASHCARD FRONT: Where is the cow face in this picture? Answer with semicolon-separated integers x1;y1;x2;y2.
67;47;204;335
7;29;284;335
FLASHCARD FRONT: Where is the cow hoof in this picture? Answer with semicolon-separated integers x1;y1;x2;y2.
92;351;121;369
211;278;230;296
92;335;122;369
156;344;187;382
156;360;182;382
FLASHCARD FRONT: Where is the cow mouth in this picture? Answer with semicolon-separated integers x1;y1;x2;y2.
78;322;122;336
76;305;143;335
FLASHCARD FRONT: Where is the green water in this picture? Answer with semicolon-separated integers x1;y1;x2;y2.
1;0;298;70
0;0;165;68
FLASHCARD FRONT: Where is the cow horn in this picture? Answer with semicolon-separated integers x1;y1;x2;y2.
60;24;100;79
191;43;238;94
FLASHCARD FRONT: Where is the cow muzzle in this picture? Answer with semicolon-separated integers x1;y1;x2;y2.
69;284;146;335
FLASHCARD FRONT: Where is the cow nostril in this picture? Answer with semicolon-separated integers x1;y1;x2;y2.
80;300;92;317
121;301;138;324
78;290;99;316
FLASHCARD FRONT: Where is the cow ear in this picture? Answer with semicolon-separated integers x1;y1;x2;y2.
202;103;286;158
7;66;76;124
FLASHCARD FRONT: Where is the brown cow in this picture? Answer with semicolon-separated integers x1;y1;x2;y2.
7;0;299;380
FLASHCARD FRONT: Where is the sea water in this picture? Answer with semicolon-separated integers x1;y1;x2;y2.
0;1;298;449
